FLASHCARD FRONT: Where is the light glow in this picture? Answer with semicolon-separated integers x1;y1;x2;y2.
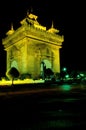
0;79;45;86
60;84;71;91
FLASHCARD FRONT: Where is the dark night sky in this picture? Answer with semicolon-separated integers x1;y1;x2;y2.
0;0;86;76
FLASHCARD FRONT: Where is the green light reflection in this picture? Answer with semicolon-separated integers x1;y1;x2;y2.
61;84;71;91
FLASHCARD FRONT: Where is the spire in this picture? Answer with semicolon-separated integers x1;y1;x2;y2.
30;7;33;13
26;9;29;16
11;23;14;30
51;21;54;28
26;7;38;20
26;7;33;16
47;21;59;34
6;23;15;35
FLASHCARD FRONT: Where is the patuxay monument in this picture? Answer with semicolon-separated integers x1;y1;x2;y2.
2;12;64;79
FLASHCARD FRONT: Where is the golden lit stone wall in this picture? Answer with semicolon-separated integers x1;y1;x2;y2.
26;41;61;78
6;38;28;74
2;13;64;79
53;48;60;73
5;38;62;79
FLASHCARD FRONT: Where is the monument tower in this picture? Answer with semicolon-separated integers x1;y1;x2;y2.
2;12;64;79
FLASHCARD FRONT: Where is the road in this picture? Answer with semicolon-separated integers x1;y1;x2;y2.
0;83;86;129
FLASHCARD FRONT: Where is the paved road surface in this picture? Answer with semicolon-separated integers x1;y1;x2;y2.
0;84;86;129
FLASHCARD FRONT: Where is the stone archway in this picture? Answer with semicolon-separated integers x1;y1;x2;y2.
11;60;18;70
43;59;52;69
40;59;52;79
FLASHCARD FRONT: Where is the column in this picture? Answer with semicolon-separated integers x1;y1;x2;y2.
53;48;60;73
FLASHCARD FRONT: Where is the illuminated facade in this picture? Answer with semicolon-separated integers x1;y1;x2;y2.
2;13;64;79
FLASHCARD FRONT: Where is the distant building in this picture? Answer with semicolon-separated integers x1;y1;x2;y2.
2;12;64;79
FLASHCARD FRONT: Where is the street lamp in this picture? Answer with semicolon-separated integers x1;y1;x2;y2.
62;67;67;72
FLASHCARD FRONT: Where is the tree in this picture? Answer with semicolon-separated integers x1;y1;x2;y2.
44;68;54;78
6;67;20;86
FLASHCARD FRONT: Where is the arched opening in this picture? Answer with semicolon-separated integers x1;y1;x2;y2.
43;59;51;69
40;61;46;79
11;60;18;70
40;59;52;79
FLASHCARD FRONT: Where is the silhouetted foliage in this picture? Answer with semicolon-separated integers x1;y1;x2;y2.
44;68;54;78
45;68;54;75
6;67;20;86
